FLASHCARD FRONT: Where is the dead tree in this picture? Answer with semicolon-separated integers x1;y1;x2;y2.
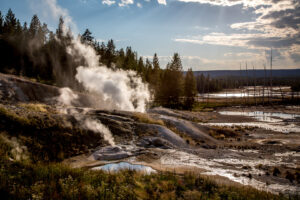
252;63;257;106
263;63;267;106
270;48;273;103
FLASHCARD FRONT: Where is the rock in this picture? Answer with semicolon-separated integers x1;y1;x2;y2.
91;146;133;160
137;137;174;149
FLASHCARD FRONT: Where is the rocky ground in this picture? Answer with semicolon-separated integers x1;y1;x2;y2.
0;73;299;196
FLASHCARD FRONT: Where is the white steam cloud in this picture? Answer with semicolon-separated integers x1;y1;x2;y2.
76;66;150;112
57;88;115;146
84;119;115;146
57;87;78;106
45;1;151;113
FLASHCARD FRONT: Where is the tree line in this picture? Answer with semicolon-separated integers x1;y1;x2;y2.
0;9;198;109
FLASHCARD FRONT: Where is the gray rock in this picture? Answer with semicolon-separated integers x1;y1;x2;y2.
92;146;133;160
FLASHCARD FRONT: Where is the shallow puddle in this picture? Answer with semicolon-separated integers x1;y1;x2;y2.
92;162;156;174
211;111;300;133
200;122;300;133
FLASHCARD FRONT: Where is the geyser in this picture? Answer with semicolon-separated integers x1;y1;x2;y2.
57;88;115;146
39;0;150;112
42;0;151;147
66;35;150;112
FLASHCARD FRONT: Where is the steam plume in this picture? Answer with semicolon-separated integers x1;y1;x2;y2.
39;0;150;147
57;88;115;146
57;87;78;106
84;119;115;146
39;0;150;113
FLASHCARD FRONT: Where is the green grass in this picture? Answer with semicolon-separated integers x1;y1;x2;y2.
0;104;104;162
0;158;291;200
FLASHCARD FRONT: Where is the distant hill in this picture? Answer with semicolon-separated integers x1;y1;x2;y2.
192;69;300;78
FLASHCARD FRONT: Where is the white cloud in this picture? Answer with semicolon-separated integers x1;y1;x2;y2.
102;0;116;5
174;0;299;51
176;0;293;9
157;0;167;5
137;2;142;7
118;0;134;6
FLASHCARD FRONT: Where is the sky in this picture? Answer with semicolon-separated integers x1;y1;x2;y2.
0;0;299;70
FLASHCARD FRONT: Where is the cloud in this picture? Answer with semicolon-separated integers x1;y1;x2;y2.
157;0;167;5
176;0;293;9
175;0;300;52
118;0;134;6
137;2;142;7
102;0;116;5
174;32;279;49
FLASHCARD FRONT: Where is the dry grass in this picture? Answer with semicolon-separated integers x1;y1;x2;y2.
19;103;48;113
133;112;165;126
0;105;31;126
209;127;241;140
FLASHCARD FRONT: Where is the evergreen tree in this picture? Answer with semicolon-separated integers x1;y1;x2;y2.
124;47;136;70
137;57;144;74
115;48;125;68
0;11;3;34
105;39;116;68
160;53;183;108
15;19;22;34
56;16;64;39
184;68;197;109
29;14;41;38
22;22;28;32
81;29;93;44
151;53;161;100
3;9;17;34
144;58;152;82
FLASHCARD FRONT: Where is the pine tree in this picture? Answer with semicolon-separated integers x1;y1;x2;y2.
56;16;64;39
184;68;197;109
144;58;152;82
151;53;161;100
105;39;116;68
3;9;17;34
0;11;3;34
160;53;184;108
137;57;144;73
29;14;41;38
40;23;49;44
81;29;93;44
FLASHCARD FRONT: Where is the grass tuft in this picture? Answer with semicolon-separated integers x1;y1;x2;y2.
19;103;49;113
133;113;165;126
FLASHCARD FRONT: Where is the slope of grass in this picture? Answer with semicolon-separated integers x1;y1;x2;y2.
0;104;104;162
0;131;293;200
